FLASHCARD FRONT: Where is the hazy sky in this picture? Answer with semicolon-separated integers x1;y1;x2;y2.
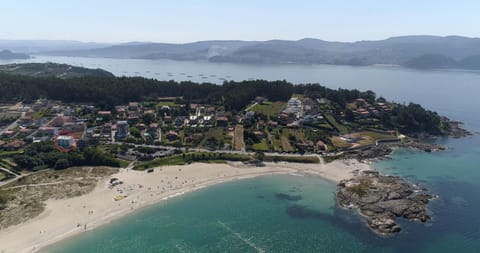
1;0;479;43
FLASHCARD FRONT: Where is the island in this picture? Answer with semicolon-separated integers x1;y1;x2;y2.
0;63;469;251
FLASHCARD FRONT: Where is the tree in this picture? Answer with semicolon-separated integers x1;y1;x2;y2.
54;158;70;170
255;151;265;161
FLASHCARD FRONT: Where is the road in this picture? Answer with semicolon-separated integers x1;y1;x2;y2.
109;141;324;159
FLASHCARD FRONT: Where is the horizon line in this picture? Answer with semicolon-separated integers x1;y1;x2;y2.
1;34;479;45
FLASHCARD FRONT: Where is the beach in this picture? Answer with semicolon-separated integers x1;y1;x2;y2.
0;159;369;253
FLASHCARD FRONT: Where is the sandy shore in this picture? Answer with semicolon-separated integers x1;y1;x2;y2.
0;159;370;253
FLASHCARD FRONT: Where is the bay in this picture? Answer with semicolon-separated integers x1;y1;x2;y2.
2;56;478;252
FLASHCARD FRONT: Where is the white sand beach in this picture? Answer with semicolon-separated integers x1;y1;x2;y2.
0;159;370;253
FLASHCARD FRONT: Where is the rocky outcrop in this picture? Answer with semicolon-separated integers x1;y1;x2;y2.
343;140;447;161
337;170;434;235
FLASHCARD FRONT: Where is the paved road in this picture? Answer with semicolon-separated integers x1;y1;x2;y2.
109;141;324;159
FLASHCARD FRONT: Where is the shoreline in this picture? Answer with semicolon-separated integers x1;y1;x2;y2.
0;159;369;253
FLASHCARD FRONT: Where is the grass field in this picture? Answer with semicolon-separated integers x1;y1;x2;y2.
157;101;177;107
264;155;320;163
252;139;268;152
331;136;353;149
199;127;225;148
267;129;283;152
324;113;349;134
0;150;23;158
134;152;252;170
249;101;286;117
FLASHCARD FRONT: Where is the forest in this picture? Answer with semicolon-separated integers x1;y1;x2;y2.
0;73;447;135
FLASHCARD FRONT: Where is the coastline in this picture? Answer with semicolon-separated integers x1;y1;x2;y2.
0;159;369;253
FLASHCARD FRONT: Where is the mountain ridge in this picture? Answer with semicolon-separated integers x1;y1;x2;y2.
4;35;480;69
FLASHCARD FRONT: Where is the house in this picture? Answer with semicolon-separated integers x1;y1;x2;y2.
128;102;140;112
278;113;294;125
166;131;179;141
62;122;86;135
216;116;229;126
1;130;15;138
103;123;113;133
38;126;58;137
97;111;112;121
355;98;366;106
19;110;34;124
203;115;213;125
189;103;199;113
3;140;26;151
116;107;127;119
127;115;140;124
254;96;268;104
207;107;216;114
253;131;265;138
174;117;185;127
268;120;279;127
49;116;71;127
163;115;172;124
116;121;129;139
56;135;75;149
149;123;159;130
316;141;328;152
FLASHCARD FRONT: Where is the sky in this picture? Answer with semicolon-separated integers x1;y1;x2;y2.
1;0;479;43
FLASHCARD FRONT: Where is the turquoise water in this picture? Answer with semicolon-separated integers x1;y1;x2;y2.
43;176;370;253
43;138;480;253
3;57;477;252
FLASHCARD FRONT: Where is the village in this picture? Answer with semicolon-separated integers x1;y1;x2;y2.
0;93;405;177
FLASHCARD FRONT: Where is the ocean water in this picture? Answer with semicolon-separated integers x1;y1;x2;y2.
3;57;479;252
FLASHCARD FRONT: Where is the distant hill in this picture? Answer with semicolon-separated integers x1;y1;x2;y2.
404;54;480;70
0;63;114;78
0;50;30;60
0;40;112;53
28;35;480;70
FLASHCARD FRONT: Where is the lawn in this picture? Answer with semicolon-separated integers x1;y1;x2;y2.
199;127;225;148
252;139;268;152
264;155;320;163
0;149;23;158
349;131;396;146
268;128;283;152
324;113;349;134
134;152;252;170
157;101;177;107
249;101;286;117
330;136;353;149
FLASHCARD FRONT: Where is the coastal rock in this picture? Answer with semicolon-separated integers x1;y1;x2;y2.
336;170;434;235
